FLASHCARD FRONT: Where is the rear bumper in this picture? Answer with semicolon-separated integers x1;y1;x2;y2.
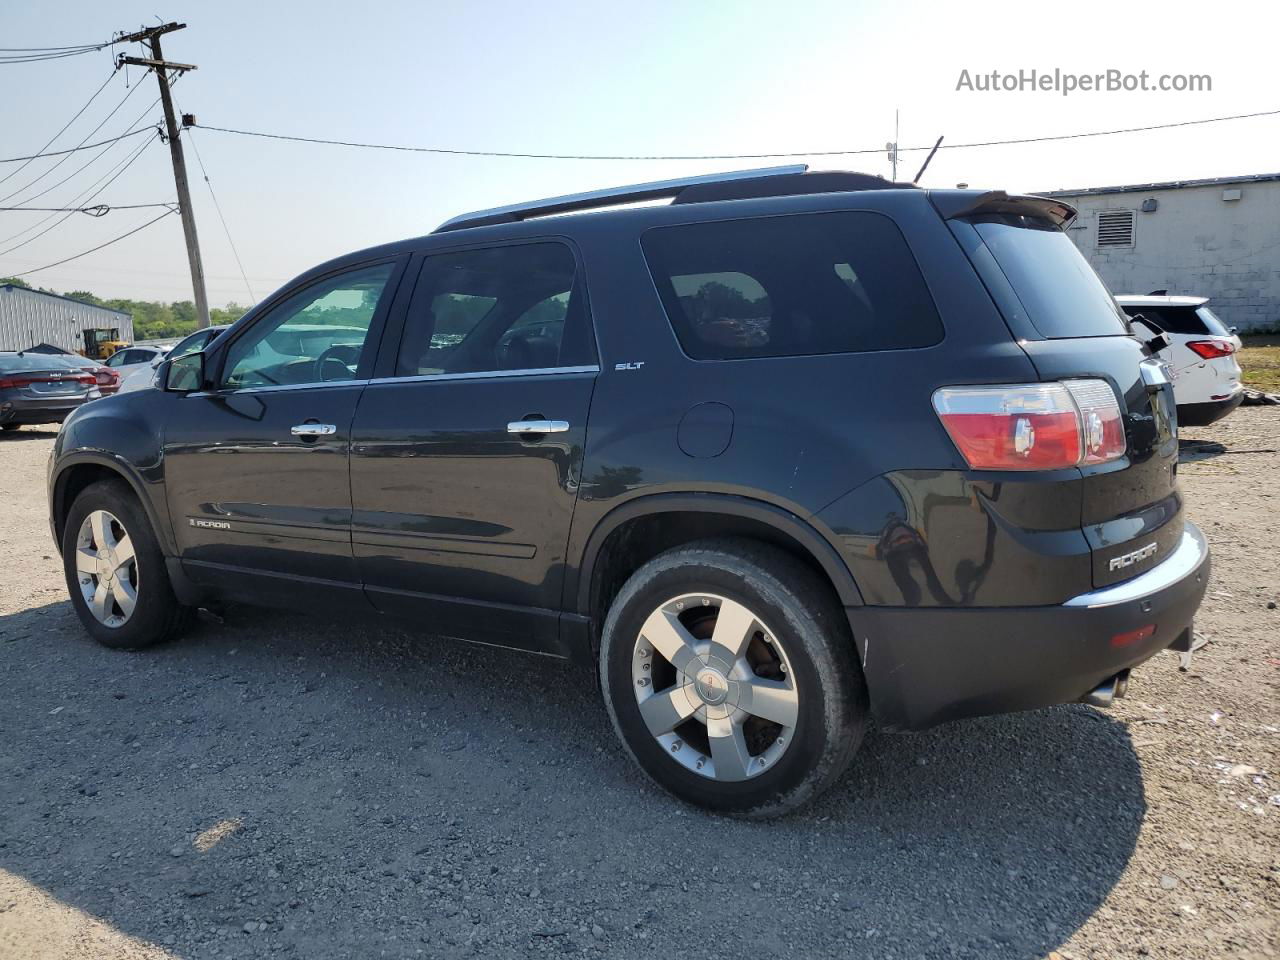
1177;391;1243;427
852;522;1210;731
0;402;79;425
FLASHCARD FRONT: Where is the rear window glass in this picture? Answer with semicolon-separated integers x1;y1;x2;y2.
1118;305;1233;337
968;216;1130;339
0;353;60;372
641;212;943;360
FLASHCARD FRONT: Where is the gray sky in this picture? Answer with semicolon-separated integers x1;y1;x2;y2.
2;0;1277;306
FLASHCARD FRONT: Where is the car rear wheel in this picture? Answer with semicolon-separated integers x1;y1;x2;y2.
62;479;192;649
599;538;867;818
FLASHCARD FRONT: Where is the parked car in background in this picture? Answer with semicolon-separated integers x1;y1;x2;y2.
49;354;121;395
47;168;1209;817
1;351;101;429
1115;295;1243;425
101;344;168;386
117;326;229;394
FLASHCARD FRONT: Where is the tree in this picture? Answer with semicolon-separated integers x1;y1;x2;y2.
0;277;31;288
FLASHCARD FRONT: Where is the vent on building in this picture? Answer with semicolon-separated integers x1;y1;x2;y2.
1096;210;1135;248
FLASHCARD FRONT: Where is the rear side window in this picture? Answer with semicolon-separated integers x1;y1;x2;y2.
964;216;1129;339
641;212;943;360
395;242;594;377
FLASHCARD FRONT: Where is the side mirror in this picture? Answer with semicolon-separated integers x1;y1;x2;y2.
162;351;205;392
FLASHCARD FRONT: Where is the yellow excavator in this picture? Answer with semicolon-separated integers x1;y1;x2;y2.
82;328;129;360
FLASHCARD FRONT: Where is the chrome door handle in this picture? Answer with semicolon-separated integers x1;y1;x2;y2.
507;419;570;435
291;423;337;437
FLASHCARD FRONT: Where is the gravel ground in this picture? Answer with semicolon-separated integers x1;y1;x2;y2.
1;412;1277;960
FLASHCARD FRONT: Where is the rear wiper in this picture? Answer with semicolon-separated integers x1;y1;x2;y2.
1127;312;1171;354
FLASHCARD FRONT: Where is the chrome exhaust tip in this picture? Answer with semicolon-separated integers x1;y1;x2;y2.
1081;670;1130;709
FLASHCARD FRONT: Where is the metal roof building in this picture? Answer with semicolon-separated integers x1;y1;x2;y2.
0;284;133;353
1041;172;1280;333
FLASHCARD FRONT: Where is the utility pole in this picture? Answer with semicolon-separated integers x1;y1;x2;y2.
116;22;209;327
885;108;900;181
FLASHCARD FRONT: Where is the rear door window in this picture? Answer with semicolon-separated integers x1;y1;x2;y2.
962;216;1130;339
394;242;594;376
641;212;943;360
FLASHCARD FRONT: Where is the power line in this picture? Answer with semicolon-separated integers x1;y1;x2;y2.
190;108;1280;161
0;125;156;164
0;43;108;51
183;125;256;302
5;95;165;208
0;134;160;255
0;48;110;65
0;70;117;188
0;202;174;214
0;77;148;202
6;207;178;277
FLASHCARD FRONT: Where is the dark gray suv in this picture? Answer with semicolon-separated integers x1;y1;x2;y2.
48;167;1209;817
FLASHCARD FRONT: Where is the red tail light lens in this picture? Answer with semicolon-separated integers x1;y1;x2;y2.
93;368;119;386
1186;339;1235;359
933;380;1127;471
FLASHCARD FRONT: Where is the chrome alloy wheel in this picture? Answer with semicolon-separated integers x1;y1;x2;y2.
631;593;799;782
74;509;138;628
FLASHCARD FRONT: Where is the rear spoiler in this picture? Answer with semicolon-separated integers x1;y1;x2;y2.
928;190;1077;229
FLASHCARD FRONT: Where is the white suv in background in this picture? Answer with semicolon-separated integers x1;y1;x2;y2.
1115;295;1244;426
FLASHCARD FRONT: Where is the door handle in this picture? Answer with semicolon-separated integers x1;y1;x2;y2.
291;423;337;437
507;419;570;435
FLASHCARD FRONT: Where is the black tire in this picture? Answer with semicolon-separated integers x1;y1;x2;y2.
599;538;867;818
62;479;192;649
2;423;20;431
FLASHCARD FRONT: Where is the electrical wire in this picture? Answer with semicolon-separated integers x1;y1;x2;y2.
0;48;109;65
6;207;177;277
183;124;256;302
0;133;160;255
0;43;108;51
0;70;118;188
0;77;148;202
0;125;156;164
189;108;1280;161
6;112;163;209
0;202;173;214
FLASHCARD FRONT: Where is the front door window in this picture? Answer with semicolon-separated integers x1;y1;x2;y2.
221;263;394;389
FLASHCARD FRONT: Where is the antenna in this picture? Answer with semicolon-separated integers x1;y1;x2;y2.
912;136;945;184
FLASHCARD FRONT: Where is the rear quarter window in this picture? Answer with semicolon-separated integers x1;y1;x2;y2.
641;212;943;360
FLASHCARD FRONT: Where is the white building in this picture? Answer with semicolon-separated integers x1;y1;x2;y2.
0;283;133;353
1043;173;1280;333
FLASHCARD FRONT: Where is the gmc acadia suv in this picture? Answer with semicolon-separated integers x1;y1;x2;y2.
48;166;1210;817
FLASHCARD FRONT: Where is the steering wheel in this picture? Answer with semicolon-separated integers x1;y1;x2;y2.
315;343;361;381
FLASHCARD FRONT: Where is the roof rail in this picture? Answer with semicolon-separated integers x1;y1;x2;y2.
434;164;808;233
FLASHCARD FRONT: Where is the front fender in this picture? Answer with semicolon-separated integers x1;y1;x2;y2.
50;399;171;555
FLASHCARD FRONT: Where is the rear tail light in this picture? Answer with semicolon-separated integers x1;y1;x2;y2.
0;374;96;389
932;379;1127;471
93;368;119;386
1186;339;1235;359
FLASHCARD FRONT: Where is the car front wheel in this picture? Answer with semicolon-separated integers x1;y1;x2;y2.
599;538;867;818
62;479;192;649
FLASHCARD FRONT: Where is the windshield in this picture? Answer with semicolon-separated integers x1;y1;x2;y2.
961;216;1130;339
